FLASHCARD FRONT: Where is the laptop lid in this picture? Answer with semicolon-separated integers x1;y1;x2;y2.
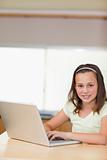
0;101;50;146
0;101;80;146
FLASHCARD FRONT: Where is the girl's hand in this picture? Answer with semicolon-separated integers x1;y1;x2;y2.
47;131;70;141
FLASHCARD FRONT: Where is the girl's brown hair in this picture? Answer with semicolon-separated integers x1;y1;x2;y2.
68;64;107;114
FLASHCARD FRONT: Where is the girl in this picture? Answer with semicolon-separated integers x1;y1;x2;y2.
44;64;107;145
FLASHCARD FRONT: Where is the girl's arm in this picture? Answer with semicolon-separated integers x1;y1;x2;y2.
47;116;107;145
44;109;69;132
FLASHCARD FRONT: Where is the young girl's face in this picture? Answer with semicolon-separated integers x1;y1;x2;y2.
75;71;98;104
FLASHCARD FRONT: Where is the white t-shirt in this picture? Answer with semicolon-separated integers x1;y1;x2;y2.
63;101;107;133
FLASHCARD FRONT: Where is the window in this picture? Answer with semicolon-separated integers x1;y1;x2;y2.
0;47;107;111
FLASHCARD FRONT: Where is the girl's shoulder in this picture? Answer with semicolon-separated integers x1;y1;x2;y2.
100;101;107;117
64;101;75;109
63;101;75;117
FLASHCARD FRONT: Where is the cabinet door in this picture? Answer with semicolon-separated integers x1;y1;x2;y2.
43;119;72;131
0;117;5;134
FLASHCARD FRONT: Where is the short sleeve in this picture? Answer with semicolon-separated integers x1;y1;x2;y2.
63;101;75;118
100;102;107;118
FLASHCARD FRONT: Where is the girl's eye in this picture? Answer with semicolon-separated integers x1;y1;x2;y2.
88;84;94;87
76;84;83;88
76;84;94;88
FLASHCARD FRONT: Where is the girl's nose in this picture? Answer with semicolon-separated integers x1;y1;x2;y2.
83;86;89;92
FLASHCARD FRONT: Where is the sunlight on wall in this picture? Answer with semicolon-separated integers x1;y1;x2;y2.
45;47;107;110
0;47;107;111
0;48;45;110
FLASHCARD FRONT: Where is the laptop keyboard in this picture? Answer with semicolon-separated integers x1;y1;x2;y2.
49;137;66;144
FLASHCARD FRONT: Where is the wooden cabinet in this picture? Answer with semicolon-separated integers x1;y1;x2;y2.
0;116;72;135
43;119;72;131
55;120;72;131
41;111;72;132
0;117;5;134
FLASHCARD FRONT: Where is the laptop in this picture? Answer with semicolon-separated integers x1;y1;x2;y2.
0;101;80;147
